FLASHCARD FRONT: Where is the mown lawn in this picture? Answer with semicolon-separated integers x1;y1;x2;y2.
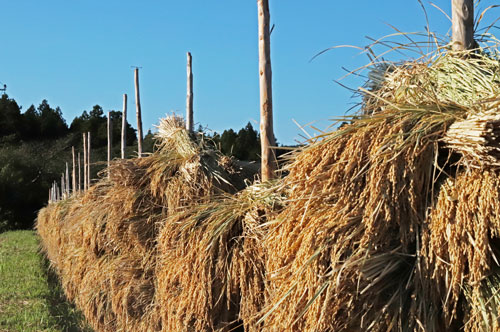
0;230;92;332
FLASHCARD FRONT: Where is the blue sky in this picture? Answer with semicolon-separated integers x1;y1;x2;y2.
0;1;495;144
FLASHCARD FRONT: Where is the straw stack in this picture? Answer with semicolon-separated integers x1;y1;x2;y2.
443;109;500;167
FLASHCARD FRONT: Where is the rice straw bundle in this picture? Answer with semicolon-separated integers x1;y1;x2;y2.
155;181;284;332
422;169;500;332
443;108;500;168
37;115;257;332
258;49;500;331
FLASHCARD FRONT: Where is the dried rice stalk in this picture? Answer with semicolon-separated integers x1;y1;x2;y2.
443;108;500;168
37;115;258;332
422;169;500;332
155;182;285;332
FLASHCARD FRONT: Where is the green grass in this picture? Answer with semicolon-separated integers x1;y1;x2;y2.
0;230;92;332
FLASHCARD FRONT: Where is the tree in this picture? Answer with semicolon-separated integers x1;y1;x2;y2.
0;94;22;138
70;106;136;148
234;122;260;161
37;100;68;138
220;129;238;156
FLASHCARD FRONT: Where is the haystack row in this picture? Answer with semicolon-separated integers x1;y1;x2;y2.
38;48;500;332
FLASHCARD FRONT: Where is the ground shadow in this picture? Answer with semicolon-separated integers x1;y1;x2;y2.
40;256;94;332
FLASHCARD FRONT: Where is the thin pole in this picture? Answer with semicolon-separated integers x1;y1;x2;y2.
452;0;475;51
258;0;277;181
107;111;112;178
87;132;91;188
134;68;143;158
56;182;60;201
61;173;65;199
72;147;76;195
186;52;194;133
83;133;87;191
121;93;127;159
65;162;70;195
78;152;81;192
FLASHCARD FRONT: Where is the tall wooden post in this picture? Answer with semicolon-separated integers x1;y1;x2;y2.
107;111;112;178
134;68;143;158
452;0;475;51
258;0;277;181
65;162;70;195
78;152;81;192
186;52;194;133
72;147;76;195
87;132;91;188
61;174;65;198
56;182;60;201
83;133;87;191
121;93;127;159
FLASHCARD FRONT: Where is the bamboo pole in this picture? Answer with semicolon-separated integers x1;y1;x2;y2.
258;0;277;181
78;152;81;192
65;162;70;195
72;147;76;195
83;133;87;192
61;173;65;199
56;182;60;201
87;132;91;188
134;68;143;158
107;111;112;178
121;93;127;159
186;52;194;133
452;0;475;51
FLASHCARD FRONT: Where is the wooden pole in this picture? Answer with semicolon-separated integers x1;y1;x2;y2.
78;152;81;192
186;52;194;133
107;111;112;178
134;68;143;158
83;133;87;192
56;182;60;201
72;147;76;195
61;173;65;199
87;132;91;188
258;0;277;181
121;93;127;159
452;0;475;51
65;162;70;195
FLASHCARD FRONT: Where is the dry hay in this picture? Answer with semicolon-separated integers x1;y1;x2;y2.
258;49;500;332
37;115;259;332
155;182;284;332
37;45;500;332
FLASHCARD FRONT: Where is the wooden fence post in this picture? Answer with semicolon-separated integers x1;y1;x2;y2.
83;133;87;192
134;68;143;158
122;93;127;159
87;132;91;188
72;147;76;195
65;162;70;195
78;152;81;192
452;0;475;51
61;174;65;199
258;0;277;181
107;111;112;178
186;52;194;133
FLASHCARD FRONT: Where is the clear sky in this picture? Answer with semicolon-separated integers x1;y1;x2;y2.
0;1;496;144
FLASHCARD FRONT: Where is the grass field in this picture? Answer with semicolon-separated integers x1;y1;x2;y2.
0;230;92;332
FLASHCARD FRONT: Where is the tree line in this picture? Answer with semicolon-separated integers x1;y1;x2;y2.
0;94;265;231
